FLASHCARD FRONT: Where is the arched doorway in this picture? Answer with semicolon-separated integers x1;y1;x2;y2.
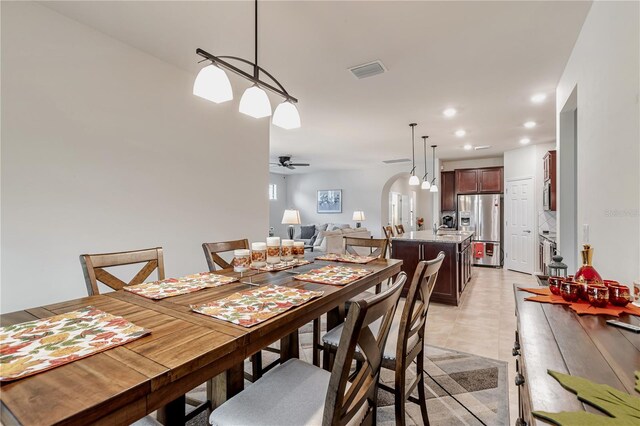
381;173;435;233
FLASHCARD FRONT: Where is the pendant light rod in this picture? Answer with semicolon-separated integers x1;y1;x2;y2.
254;0;258;79
422;136;429;179
431;145;438;184
410;123;417;175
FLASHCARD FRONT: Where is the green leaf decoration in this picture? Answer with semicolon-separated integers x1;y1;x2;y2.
532;370;640;425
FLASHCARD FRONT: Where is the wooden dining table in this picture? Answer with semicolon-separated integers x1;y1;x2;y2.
0;257;401;426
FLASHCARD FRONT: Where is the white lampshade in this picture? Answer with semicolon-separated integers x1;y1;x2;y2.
272;101;301;129
409;175;420;186
281;209;301;225
193;64;233;103
430;184;439;193
239;85;272;118
352;211;366;221
421;179;431;190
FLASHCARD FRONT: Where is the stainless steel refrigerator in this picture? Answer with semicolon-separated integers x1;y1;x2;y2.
457;194;503;267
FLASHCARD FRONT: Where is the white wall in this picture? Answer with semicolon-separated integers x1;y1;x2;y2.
504;143;555;272
556;1;640;283
441;157;504;171
286;162;440;238
1;2;269;312
269;173;289;238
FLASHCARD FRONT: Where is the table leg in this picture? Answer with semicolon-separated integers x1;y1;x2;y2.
156;395;185;425
209;362;244;410
280;330;299;361
326;305;345;331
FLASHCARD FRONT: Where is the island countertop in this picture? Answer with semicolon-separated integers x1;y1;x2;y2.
391;230;474;244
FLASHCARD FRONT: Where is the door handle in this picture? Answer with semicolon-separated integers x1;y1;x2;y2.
523;230;531;233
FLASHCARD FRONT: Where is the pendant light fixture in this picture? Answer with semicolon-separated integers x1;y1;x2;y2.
430;145;439;193
421;136;431;190
408;123;420;186
193;0;300;128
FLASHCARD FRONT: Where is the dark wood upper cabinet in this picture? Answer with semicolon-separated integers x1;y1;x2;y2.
543;150;557;211
455;169;478;194
478;167;503;193
441;171;456;211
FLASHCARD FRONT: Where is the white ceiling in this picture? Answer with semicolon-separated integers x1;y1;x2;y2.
43;1;591;174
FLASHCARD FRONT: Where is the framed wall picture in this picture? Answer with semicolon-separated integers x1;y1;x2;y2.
317;189;342;213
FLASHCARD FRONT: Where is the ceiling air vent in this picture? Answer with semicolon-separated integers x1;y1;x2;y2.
349;60;387;79
474;145;491;151
382;158;411;164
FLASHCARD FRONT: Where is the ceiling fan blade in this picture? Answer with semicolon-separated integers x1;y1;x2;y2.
289;163;310;167
286;165;295;170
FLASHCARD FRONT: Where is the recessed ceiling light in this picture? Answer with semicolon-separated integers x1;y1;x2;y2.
520;138;531;145
464;144;473;150
455;129;466;137
531;93;547;103
443;108;457;117
524;121;537;128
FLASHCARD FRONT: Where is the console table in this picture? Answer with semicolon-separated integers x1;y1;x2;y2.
513;283;640;425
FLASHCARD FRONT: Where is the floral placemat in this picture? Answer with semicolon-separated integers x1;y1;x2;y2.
251;259;311;272
191;285;323;327
0;307;149;382
315;253;378;264
124;272;238;299
520;288;640;317
293;265;373;286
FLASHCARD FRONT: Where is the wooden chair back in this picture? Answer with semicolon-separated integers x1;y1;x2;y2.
80;247;165;296
395;252;445;363
202;239;249;271
395;224;405;235
343;237;388;259
382;226;395;239
323;273;407;426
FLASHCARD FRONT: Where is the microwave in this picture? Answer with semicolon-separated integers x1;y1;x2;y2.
543;181;551;211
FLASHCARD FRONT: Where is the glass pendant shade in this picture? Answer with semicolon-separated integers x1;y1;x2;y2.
421;179;431;190
272;101;301;129
409;175;420;186
430;183;439;193
193;64;233;103
239;85;272;118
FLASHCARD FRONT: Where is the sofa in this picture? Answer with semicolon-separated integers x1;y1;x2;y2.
294;223;371;253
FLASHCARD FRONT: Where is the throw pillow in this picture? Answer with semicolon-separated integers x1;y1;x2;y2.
313;224;329;246
300;225;315;240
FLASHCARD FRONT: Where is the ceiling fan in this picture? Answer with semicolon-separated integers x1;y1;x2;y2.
270;155;310;170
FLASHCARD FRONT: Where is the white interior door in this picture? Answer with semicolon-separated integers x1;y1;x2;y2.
505;178;534;274
401;196;410;231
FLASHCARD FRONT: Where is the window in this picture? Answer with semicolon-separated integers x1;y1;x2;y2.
269;184;277;200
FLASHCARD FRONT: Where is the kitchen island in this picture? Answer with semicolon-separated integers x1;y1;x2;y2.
391;230;473;305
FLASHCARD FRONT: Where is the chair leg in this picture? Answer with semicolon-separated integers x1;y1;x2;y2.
395;369;407;426
416;350;430;425
313;317;321;367
323;346;333;371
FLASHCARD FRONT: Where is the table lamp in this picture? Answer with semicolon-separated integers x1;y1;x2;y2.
352;211;365;228
281;209;301;239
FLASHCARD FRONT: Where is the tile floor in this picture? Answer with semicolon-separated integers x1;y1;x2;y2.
421;266;537;425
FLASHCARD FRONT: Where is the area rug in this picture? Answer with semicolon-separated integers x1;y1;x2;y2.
182;339;508;426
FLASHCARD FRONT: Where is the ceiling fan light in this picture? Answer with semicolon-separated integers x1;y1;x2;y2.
421;179;431;190
409;175;420;186
272;101;301;129
239;85;272;118
193;64;233;103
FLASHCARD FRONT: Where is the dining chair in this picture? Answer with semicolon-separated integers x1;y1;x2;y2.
383;225;395;239
395;224;405;235
209;273;407;426
202;239;280;382
80;247;208;422
80;247;165;296
311;237;389;368
322;252;445;426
